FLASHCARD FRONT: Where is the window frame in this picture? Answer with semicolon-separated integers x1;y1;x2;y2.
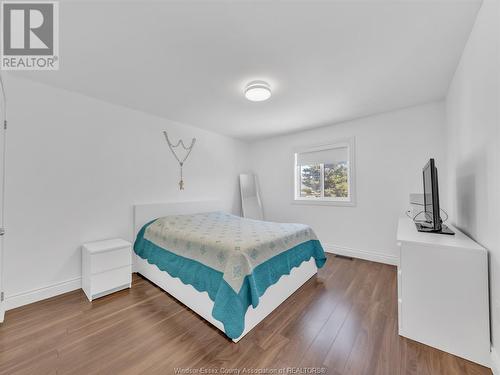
292;137;356;207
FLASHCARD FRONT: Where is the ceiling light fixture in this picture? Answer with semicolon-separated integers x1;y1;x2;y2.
244;80;271;102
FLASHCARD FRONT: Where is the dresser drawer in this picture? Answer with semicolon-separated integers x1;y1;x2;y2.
91;265;131;296
91;247;131;274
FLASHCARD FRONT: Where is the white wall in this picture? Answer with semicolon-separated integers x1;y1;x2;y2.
249;102;446;264
444;0;500;366
2;75;249;307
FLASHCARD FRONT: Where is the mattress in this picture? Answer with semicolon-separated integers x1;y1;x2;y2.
134;211;326;339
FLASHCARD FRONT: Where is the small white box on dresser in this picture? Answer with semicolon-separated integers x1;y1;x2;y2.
82;238;132;301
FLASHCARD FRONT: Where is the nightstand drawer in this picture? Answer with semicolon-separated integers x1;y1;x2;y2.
91;265;131;296
91;247;131;274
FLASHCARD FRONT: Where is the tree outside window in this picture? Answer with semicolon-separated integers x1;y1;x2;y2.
299;162;348;198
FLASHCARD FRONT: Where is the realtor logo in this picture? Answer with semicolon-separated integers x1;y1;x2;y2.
1;1;59;70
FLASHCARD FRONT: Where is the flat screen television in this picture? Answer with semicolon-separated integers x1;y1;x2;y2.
415;158;454;235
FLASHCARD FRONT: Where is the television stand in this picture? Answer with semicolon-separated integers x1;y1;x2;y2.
397;217;489;366
415;222;455;235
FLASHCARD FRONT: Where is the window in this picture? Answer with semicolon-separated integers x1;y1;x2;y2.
293;138;355;206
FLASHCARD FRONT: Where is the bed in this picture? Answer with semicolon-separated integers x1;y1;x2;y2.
133;201;326;342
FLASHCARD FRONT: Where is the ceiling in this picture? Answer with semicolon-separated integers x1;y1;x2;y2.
12;0;482;141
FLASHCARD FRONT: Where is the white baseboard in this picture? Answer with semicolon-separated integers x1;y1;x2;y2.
324;244;399;266
0;245;394;313
491;347;500;375
4;277;82;311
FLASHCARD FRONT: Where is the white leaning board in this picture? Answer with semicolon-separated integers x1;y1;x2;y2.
133;201;319;342
396;217;490;366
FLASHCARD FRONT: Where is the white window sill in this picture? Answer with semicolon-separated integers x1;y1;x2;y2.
291;198;356;207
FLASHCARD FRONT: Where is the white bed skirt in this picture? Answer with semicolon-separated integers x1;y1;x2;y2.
134;254;318;342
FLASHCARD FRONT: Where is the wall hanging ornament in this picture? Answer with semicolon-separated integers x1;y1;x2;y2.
163;131;196;190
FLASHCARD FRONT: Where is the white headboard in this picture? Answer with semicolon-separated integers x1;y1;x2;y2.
133;200;223;237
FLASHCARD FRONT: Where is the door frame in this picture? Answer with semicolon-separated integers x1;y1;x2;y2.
0;74;6;322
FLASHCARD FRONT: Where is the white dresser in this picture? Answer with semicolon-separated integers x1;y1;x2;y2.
82;238;132;301
396;217;490;366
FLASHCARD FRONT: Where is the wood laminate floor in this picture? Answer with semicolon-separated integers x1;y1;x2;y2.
0;254;491;375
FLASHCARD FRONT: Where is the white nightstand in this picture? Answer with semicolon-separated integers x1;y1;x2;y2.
82;238;132;301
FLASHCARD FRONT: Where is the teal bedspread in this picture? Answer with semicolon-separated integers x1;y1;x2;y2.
134;212;326;339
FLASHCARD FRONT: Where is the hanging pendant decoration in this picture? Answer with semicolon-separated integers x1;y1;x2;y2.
163;131;196;190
